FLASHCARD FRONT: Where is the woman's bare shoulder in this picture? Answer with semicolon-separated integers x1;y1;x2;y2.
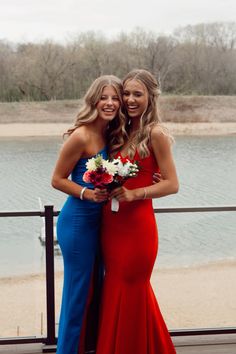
68;126;90;144
71;125;90;139
150;124;171;142
62;126;90;154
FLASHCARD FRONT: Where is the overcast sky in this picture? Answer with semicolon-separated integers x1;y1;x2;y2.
0;0;235;43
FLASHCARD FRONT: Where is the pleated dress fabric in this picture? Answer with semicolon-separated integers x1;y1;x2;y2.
56;147;107;354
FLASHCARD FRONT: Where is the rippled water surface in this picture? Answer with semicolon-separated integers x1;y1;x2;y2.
0;136;236;276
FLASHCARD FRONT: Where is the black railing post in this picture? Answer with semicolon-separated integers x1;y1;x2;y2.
44;205;57;351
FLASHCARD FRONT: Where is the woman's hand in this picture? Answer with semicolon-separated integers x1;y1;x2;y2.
84;188;109;203
153;172;162;184
109;186;135;202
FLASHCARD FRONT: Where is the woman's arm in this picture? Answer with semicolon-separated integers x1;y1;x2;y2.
141;125;179;199
51;131;107;203
110;126;179;202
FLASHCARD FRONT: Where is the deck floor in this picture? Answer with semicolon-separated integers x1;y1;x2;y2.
1;335;236;354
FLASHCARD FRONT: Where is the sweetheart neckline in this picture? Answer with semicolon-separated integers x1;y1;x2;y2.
80;146;106;160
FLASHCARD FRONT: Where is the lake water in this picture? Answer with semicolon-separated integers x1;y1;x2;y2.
0;136;236;276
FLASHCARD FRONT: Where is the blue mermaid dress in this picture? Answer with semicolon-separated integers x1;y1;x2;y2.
56;147;107;354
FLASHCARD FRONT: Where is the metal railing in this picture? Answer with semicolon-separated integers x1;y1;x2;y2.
0;205;236;350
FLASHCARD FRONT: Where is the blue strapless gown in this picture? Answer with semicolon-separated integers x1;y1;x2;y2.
56;147;107;354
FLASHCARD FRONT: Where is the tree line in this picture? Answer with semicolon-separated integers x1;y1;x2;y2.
0;22;236;102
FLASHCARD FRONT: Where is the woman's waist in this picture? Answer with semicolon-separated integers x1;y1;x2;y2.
122;177;153;189
103;198;153;216
61;195;103;213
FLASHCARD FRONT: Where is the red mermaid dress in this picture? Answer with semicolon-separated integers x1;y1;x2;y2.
96;149;176;354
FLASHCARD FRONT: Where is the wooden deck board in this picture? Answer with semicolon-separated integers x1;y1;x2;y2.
1;335;236;354
1;346;236;354
177;343;236;353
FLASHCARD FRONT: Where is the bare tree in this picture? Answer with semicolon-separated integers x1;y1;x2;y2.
0;22;236;101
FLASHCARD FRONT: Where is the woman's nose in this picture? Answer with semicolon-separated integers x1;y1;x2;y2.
107;97;113;105
127;95;135;103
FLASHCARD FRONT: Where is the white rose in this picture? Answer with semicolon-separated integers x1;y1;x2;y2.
116;162;130;177
85;158;97;171
103;160;118;176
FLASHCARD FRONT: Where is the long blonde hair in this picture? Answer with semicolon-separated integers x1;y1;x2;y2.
123;69;165;159
65;75;127;154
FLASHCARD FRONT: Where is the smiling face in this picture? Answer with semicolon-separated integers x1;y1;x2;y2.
96;85;120;122
123;79;149;119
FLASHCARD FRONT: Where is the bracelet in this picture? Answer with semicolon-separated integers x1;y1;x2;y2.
80;187;87;200
143;187;147;200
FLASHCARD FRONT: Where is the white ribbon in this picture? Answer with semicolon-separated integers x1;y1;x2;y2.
111;198;119;212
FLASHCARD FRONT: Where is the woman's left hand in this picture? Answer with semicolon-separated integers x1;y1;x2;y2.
93;188;109;202
153;172;162;184
109;186;135;202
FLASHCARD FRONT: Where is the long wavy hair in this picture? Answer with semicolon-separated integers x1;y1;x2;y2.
65;75;127;154
123;69;169;159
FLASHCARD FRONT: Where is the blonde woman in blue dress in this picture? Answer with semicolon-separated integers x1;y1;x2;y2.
51;75;126;354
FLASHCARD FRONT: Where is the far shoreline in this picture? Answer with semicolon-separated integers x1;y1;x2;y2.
1;122;236;137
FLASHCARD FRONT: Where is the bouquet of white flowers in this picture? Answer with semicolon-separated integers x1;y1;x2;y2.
107;156;139;211
83;154;117;188
83;155;139;212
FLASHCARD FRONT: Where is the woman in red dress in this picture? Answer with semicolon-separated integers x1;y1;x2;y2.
96;69;179;354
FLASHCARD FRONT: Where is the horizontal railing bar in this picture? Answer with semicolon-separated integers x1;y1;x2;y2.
0;337;47;345
1;327;236;344
0;205;236;218
0;210;60;217
0;211;43;217
170;327;236;337
154;205;236;213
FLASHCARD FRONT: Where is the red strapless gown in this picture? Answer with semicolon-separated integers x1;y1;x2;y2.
96;150;176;354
